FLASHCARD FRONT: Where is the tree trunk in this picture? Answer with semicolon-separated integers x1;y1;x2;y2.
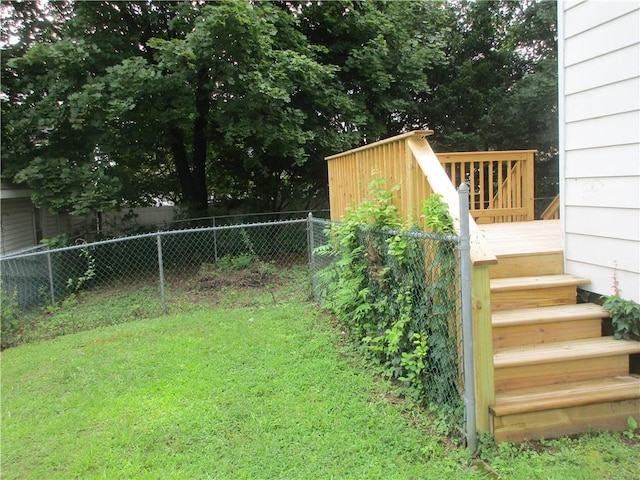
168;126;202;211
191;67;210;212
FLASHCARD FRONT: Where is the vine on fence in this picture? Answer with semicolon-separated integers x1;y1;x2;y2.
315;179;461;419
66;241;97;293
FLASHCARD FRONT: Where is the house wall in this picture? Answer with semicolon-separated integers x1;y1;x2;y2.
559;0;640;302
101;206;183;234
0;197;36;255
1;181;97;254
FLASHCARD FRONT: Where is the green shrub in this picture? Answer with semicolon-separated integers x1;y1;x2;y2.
603;294;640;341
315;178;461;421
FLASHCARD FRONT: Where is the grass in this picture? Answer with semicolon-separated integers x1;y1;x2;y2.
478;432;640;480
2;266;639;479
1;271;479;479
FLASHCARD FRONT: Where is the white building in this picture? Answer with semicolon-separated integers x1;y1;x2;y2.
558;0;640;302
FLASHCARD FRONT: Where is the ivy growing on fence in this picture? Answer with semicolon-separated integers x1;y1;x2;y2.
315;179;462;421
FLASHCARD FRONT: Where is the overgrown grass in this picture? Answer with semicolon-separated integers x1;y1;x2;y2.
2;267;639;479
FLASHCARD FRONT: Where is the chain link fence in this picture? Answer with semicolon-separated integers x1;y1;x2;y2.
309;217;464;428
99;208;331;238
1;219;309;314
2;214;468;438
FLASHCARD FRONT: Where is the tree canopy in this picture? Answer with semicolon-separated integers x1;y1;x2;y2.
1;0;557;216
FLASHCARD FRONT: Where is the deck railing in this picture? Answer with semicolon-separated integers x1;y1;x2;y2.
436;150;536;223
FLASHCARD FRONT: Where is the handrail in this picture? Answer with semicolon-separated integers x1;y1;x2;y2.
407;138;497;266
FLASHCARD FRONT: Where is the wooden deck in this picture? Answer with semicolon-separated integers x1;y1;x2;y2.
325;132;640;443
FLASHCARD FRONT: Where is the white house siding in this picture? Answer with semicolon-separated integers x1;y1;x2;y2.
559;0;640;302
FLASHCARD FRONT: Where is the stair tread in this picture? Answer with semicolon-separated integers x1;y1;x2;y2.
493;303;610;327
491;274;590;292
490;375;640;416
494;337;640;368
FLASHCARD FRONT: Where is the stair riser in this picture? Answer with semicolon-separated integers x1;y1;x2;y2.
495;355;629;392
490;252;564;279
492;398;640;443
491;286;578;312
493;318;602;349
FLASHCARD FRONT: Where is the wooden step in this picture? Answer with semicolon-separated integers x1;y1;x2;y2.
490;251;564;279
494;337;640;368
494;337;640;391
491;398;640;443
491;375;640;417
490;274;590;311
492;303;608;349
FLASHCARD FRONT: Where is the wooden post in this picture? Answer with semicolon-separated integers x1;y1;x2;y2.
472;265;494;433
523;151;535;221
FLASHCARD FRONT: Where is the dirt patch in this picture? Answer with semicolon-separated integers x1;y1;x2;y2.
196;261;276;290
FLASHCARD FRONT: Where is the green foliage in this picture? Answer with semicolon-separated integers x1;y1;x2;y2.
1;287;21;349
316;179;461;418
422;194;456;235
216;254;257;272
2;1;558;215
14;157;120;216
422;0;559;202
66;243;97;293
624;416;639;440
603;294;640;341
39;233;69;249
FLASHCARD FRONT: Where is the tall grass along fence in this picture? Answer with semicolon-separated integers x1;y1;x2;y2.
1;206;475;447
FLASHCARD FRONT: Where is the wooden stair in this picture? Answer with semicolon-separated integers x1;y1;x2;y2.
481;221;640;443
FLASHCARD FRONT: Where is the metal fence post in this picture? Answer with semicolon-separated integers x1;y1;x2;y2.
458;183;477;451
212;216;219;262
156;233;167;315
307;213;315;296
46;248;55;305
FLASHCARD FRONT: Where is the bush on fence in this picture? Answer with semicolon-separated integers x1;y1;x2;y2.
314;179;462;422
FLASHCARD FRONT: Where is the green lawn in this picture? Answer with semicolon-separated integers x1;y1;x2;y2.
1;302;481;479
2;268;638;479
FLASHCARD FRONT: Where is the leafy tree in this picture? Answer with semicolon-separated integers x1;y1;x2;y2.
2;0;557;216
419;0;558;206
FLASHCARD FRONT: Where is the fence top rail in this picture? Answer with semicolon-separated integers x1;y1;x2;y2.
169;209;330;225
0;218;309;262
325;130;434;161
310;216;459;243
